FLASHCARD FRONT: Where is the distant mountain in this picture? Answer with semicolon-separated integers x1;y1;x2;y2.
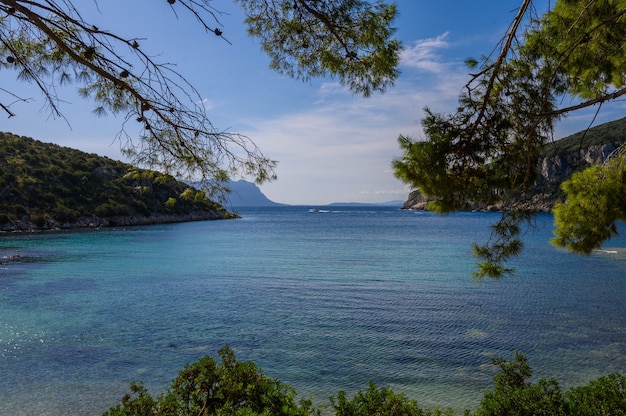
191;179;285;207
194;181;403;208
328;200;405;207
0;132;234;232
225;180;286;207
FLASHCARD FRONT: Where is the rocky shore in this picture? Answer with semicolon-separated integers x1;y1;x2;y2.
0;210;236;233
401;190;557;213
402;143;618;213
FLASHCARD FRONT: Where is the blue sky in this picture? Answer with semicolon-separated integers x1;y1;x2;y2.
2;1;625;205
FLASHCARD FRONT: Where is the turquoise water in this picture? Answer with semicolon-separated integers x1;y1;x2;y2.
1;206;625;415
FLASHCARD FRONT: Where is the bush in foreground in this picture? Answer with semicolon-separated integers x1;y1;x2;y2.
331;382;451;416
474;351;626;416
103;345;317;416
103;348;626;416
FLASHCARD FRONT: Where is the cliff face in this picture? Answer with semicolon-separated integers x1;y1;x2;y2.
537;144;616;188
402;190;428;210
528;143;618;211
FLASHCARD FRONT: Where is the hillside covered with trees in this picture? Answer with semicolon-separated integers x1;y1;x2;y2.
0;132;234;232
543;117;626;156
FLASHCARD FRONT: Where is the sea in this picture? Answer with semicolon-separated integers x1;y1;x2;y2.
1;206;625;415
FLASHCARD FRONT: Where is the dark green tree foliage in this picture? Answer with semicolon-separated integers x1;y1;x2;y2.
393;0;626;278
237;0;400;97
475;351;566;416
331;382;433;416
565;373;626;416
552;150;626;253
473;351;626;416
103;346;318;416
524;0;626;101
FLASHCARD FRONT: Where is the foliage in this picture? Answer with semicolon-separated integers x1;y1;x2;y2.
237;0;400;97
523;0;626;101
0;0;400;192
471;351;626;416
103;382;158;416
393;0;626;278
541;116;626;157
103;348;626;416
473;351;566;416
470;211;532;280
331;382;453;416
103;345;319;416
552;150;626;253
0;0;274;188
0;132;232;229
565;373;626;416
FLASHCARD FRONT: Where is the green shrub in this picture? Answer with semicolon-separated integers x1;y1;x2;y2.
53;205;80;222
132;200;151;216
473;351;566;416
1;172;16;185
10;204;27;215
164;197;177;211
95;202;130;217
30;213;47;227
154;174;176;186
103;345;318;416
565;373;626;416
331;382;445;416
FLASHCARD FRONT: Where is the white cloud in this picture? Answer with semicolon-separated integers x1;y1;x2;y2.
198;98;217;111
357;188;411;197
400;33;451;72
240;72;468;204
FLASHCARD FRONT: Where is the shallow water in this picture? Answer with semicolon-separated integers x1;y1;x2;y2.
1;207;625;414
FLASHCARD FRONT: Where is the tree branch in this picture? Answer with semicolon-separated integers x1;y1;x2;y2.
543;86;626;117
466;0;534;135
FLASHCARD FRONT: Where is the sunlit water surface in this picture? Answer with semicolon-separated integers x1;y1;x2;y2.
1;206;625;415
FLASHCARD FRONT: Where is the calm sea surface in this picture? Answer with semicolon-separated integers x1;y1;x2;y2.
1;206;625;415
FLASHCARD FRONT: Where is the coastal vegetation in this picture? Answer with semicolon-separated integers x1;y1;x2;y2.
104;346;626;416
0;132;234;231
542;117;626;157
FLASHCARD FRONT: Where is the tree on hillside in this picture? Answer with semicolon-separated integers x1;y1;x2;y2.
393;0;626;279
0;0;400;198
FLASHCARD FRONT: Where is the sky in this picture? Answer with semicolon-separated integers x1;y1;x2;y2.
2;0;625;205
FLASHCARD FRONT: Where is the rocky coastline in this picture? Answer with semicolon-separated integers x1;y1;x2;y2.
402;143;619;213
0;210;236;233
401;190;557;213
